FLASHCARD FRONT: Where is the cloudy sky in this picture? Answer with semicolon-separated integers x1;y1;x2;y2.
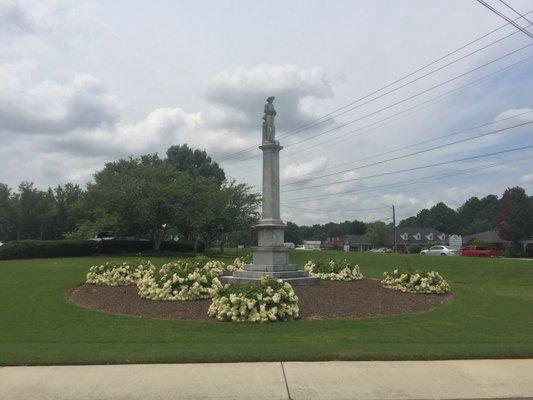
1;0;532;225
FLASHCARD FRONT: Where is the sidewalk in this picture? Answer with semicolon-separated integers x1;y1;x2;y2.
1;359;532;399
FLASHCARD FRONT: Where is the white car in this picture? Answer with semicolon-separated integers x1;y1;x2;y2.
295;245;313;251
420;245;460;256
369;247;392;253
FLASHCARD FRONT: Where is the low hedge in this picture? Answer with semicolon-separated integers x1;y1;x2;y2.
407;244;422;254
0;239;203;260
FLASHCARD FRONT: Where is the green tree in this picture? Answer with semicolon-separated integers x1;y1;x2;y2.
365;221;390;247
399;216;418;227
285;221;301;245
52;183;85;237
426;202;458;233
457;195;499;235
0;183;13;242
497;186;533;244
181;179;260;252
350;220;367;234
85;155;194;250
9;182;57;240
166;144;226;186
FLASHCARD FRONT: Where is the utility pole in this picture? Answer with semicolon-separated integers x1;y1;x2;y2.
392;205;397;253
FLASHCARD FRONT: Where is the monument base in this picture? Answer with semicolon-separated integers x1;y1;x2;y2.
220;267;319;285
220;238;318;285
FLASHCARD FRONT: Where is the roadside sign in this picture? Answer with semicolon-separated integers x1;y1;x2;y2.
449;234;462;250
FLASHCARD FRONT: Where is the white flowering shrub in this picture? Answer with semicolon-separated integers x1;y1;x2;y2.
137;257;225;301
304;259;363;281
208;276;299;322
226;255;250;272
381;269;451;294
86;260;155;286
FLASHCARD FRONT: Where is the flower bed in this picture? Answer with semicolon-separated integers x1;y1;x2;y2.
226;256;250;272
86;260;155;286
208;276;299;322
381;269;451;294
137;258;225;301
304;259;363;281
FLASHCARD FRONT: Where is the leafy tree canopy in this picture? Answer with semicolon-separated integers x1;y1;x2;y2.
166;144;226;186
365;221;390;247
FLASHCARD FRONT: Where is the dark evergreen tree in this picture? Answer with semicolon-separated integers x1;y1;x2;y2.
497;186;533;244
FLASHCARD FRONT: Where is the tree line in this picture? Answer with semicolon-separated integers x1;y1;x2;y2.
0;145;260;251
285;187;533;249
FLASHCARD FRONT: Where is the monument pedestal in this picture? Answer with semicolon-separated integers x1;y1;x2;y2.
221;141;317;286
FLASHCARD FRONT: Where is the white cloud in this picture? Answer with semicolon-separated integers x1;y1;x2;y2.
281;156;328;180
0;64;120;135
521;173;533;184
493;108;533;125
205;64;334;131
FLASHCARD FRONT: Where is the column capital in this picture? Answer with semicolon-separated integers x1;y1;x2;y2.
259;142;283;152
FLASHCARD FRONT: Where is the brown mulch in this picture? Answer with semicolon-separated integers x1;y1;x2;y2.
66;279;453;321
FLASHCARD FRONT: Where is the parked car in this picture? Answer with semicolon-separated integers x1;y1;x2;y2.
89;231;115;241
295;245;312;251
370;247;392;253
461;245;501;257
420;245;460;256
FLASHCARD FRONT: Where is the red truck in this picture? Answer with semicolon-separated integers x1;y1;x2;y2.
461;246;501;257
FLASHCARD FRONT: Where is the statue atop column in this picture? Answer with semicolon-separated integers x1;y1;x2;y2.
220;97;318;286
262;96;277;143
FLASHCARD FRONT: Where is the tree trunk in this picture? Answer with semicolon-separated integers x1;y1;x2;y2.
152;229;165;251
193;235;200;253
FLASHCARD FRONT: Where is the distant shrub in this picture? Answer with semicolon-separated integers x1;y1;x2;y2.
502;243;525;258
469;239;492;248
407;244;422;254
0;240;96;260
0;239;203;260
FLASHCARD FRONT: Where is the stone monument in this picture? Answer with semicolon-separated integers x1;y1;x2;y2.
222;97;318;285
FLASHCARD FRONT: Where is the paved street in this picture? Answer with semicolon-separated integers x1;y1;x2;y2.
1;359;532;399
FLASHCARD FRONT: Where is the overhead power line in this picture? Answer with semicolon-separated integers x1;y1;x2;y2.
233;56;533;176
281;155;532;203
278;44;533;150
224;42;533;166
282;108;533;183
282;119;533;187
281;204;389;213
281;144;533;193
217;12;533;163
499;0;533;25
477;0;533;39
278;58;533;164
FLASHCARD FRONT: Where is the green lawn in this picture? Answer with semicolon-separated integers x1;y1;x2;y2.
1;251;532;365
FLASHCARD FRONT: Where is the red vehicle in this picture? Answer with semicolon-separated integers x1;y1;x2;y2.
461;245;501;257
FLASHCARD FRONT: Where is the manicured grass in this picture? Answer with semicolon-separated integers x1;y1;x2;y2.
1;251;532;365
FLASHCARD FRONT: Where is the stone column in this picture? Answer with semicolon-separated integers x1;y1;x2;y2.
220;106;317;285
259;142;282;224
252;141;289;270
